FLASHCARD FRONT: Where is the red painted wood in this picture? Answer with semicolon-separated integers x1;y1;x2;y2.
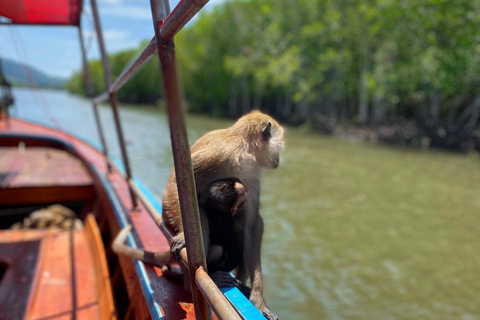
28;230;102;319
84;215;117;319
0;0;81;25
0;118;197;319
0;230;103;319
0;147;93;187
0;238;40;319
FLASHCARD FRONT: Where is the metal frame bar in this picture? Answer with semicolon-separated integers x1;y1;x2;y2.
90;0;138;209
0;57;12;126
158;0;209;41
77;24;111;172
93;92;108;105
196;267;242;320
149;0;211;319
92;0;210;105
93;37;157;104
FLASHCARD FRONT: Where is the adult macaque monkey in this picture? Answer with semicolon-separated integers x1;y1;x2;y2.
166;110;283;320
115;110;284;320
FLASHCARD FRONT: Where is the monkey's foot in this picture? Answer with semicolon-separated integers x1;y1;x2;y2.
250;294;279;320
259;307;279;320
170;234;186;261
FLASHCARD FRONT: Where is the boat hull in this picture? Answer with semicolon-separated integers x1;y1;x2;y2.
0;118;190;319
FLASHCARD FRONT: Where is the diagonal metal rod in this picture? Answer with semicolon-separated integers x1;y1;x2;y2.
91;0;209;106
90;0;138;209
158;0;209;41
93;37;157;104
149;0;211;319
77;25;111;172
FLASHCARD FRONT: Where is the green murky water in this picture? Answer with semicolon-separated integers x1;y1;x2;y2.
13;88;480;319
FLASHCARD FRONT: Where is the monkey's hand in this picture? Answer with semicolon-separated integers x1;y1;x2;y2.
170;233;186;261
250;293;279;320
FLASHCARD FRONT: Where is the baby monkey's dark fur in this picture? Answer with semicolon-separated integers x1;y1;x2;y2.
203;178;251;297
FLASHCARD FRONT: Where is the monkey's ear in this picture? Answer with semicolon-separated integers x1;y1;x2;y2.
263;122;272;141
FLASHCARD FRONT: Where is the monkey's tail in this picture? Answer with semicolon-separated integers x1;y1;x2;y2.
112;225;139;258
112;225;174;266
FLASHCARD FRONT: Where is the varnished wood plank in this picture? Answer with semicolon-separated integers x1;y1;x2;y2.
26;230;102;320
84;214;117;320
0;240;41;319
0;185;95;206
0;147;93;188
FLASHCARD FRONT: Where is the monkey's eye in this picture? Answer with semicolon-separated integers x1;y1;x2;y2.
263;122;272;141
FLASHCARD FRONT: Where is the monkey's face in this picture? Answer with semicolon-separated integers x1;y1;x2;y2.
256;114;284;169
233;110;284;169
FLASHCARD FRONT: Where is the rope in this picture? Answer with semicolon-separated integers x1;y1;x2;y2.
8;27;62;128
82;9;96;55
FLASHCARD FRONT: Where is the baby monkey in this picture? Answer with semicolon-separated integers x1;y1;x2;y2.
113;178;250;293
204;179;245;271
202;178;252;297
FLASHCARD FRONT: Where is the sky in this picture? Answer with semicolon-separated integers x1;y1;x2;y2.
0;0;225;79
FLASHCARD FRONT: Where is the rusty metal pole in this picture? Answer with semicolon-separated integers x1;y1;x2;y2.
90;0;138;209
77;25;111;173
196;267;242;320
149;1;211;319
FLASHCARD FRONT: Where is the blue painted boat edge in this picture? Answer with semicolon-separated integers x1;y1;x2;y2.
10;117;266;320
221;287;267;320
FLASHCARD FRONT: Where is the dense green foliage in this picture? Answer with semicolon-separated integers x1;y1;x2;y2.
67;0;480;131
66;45;162;104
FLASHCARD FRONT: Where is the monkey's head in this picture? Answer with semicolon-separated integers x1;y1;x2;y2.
233;110;284;169
207;178;248;215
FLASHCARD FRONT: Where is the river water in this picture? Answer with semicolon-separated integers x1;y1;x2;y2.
11;87;480;319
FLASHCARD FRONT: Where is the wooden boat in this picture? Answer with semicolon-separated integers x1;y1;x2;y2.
0;0;265;319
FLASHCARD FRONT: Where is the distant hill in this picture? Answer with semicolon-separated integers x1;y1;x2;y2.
0;58;66;89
